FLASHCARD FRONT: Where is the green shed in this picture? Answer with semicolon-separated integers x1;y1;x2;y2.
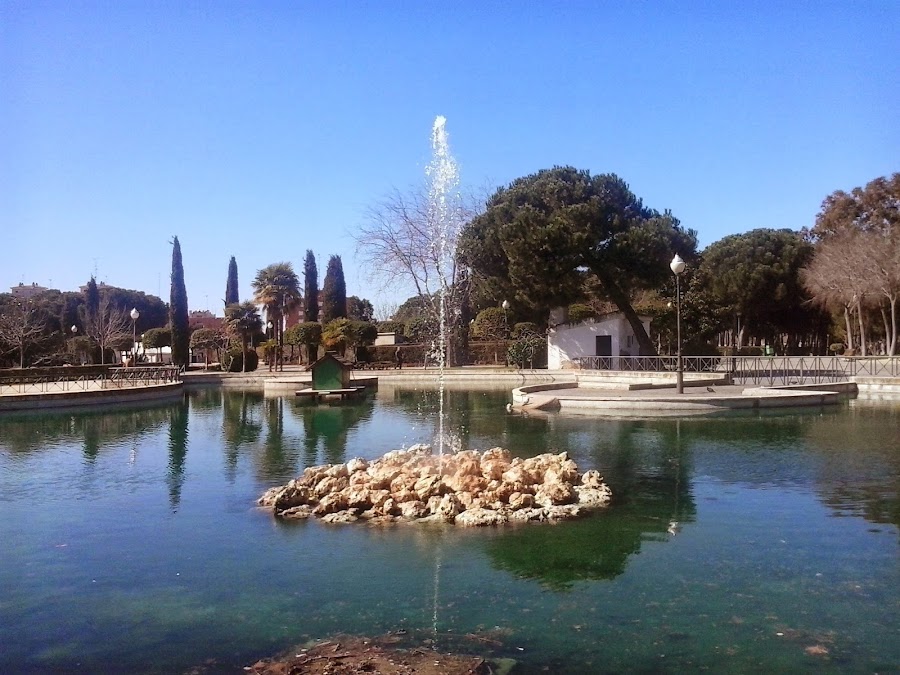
307;352;352;391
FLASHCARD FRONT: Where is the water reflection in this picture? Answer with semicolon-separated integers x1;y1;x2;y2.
806;404;900;530
167;403;189;510
383;385;548;454
0;403;176;456
187;386;223;412
221;390;263;479
260;397;295;480
288;398;375;466
487;420;696;589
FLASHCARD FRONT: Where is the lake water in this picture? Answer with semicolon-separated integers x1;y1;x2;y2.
1;385;898;674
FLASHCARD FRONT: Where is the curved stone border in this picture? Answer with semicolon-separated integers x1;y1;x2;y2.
512;381;854;415
0;382;183;412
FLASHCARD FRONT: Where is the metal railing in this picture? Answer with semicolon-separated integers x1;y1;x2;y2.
574;356;900;386
0;365;181;395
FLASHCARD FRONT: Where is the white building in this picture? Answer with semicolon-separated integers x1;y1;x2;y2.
547;311;651;370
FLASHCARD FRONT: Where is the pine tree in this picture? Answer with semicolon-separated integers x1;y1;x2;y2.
225;256;239;307
169;236;190;367
321;255;347;323
303;249;319;322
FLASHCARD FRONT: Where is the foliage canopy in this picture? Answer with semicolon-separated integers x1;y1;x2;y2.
460;167;697;355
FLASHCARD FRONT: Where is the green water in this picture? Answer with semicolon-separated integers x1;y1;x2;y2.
0;385;897;673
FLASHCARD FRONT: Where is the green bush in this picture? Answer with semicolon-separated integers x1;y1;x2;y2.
511;322;541;339
226;347;258;372
508;335;547;368
143;327;171;349
472;307;509;340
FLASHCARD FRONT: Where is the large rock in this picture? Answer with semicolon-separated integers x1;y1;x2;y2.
455;507;509;527
259;446;611;527
534;481;576;507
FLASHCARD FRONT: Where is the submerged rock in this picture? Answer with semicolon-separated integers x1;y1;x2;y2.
257;446;612;526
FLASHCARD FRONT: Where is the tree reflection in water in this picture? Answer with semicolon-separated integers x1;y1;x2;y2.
214;390;376;484
487;419;696;589
289;397;375;467
166;402;189;510
220;390;263;480
0;402;175;459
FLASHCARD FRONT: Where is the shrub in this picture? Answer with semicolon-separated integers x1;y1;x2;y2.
143;327;171;349
472;307;509;340
508;335;547;368
511;322;541;339
226;347;258;372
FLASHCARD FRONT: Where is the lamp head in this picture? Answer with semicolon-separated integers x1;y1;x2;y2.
670;254;686;275
130;307;140;320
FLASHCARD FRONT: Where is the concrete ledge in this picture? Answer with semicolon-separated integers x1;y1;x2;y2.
512;380;844;416
854;376;900;392
0;382;184;412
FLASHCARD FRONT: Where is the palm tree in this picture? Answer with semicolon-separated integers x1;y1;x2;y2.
225;301;262;372
252;262;302;371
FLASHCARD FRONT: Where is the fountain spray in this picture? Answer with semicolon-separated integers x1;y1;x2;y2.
426;116;460;463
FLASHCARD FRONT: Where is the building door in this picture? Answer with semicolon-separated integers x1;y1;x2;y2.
595;335;612;356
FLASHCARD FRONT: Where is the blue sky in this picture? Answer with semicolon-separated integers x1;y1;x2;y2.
2;1;897;317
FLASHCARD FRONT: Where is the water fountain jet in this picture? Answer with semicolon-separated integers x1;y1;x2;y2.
426;115;460;461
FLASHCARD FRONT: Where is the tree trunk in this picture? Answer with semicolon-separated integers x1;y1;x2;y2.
843;306;854;352
885;298;898;356
856;301;868;356
600;281;656;356
275;320;284;371
241;335;248;373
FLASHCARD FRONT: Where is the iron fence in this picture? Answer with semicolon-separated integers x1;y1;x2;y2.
575;356;900;386
0;366;181;395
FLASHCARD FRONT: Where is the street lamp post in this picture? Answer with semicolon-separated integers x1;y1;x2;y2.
670;254;686;394
267;321;274;371
501;300;510;366
130;308;140;366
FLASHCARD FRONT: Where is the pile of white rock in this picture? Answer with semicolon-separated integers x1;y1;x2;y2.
257;444;611;526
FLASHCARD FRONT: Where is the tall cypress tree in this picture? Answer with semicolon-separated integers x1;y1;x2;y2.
225;256;239;307
169;236;190;367
84;276;100;325
303;249;319;322
321;255;347;323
